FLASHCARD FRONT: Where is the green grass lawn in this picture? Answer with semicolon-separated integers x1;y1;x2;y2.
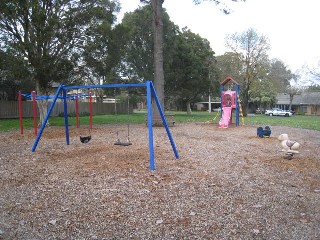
244;114;320;131
0;111;319;132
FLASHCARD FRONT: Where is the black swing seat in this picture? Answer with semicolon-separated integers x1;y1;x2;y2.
80;135;91;144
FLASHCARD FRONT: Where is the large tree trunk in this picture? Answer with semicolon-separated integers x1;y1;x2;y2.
186;101;192;115
37;100;49;126
289;94;294;111
151;0;164;114
241;77;250;117
242;91;249;116
35;81;49;127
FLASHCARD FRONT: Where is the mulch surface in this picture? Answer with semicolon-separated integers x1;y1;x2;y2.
0;123;319;239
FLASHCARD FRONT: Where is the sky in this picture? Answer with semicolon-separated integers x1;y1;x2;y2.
117;0;320;80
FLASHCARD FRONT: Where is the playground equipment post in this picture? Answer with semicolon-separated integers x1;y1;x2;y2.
32;91;37;135
89;92;93;130
18;91;23;134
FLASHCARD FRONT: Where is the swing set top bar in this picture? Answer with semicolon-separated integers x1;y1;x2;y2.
21;93;85;100
63;83;146;90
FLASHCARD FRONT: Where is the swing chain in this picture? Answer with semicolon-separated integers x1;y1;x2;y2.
114;90;132;146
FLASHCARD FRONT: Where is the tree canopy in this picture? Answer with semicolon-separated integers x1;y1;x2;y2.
219;28;297;115
166;28;215;113
0;0;120;122
0;0;300;116
120;6;215;112
225;28;270;115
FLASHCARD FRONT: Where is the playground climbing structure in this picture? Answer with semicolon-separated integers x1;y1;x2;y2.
219;76;240;128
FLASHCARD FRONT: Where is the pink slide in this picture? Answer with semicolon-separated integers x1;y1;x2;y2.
219;107;232;128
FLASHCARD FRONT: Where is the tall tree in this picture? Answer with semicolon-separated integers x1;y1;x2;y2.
138;0;244;112
225;28;270;116
79;0;121;101
120;6;214;112
215;52;243;82
166;28;214;113
250;59;294;111
138;0;165;112
150;0;164;113
81;0;120;84
307;61;320;85
0;0;77;123
0;50;34;100
119;5;178;80
120;6;155;81
250;78;277;111
0;0;120;124
267;59;294;92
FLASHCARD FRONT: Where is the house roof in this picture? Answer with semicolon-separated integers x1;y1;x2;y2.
277;92;320;105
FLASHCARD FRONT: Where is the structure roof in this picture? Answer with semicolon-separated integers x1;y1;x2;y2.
220;76;239;86
277;92;320;105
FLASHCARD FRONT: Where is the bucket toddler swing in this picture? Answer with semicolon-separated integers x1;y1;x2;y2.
74;89;92;144
31;81;179;171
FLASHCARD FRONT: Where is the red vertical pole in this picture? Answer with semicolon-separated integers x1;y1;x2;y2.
32;91;37;136
89;92;93;130
75;95;79;128
18;91;23;134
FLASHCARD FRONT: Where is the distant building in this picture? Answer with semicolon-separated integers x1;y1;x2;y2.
194;97;220;111
276;92;320;115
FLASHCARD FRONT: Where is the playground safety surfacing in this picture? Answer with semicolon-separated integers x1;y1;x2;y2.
1;123;319;239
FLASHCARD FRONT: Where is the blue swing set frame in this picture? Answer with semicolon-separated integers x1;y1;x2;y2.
31;80;179;170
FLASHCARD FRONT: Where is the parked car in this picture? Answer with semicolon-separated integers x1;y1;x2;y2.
265;108;293;117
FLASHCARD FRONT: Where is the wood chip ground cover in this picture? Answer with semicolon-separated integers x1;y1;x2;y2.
0;123;319;239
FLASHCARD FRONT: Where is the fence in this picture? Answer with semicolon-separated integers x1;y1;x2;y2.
0;100;129;118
